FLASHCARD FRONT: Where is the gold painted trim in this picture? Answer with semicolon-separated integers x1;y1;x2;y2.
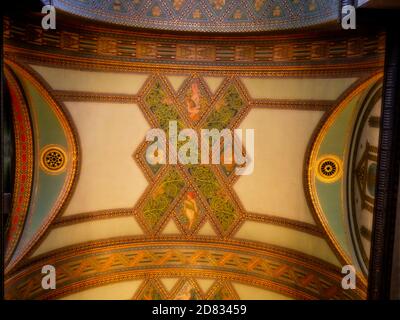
246;212;324;238
53;208;134;227
4;46;384;75
52;91;140;104
250;100;332;111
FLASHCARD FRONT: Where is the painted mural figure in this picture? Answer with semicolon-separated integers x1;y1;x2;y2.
185;81;201;121
175;282;198;300
181;191;199;230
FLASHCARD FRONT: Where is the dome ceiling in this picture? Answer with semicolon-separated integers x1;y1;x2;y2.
44;0;339;32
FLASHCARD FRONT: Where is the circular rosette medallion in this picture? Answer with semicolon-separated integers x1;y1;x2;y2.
316;155;343;183
40;145;67;174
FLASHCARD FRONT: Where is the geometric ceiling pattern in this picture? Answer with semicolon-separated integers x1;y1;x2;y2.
43;0;339;33
3;11;385;300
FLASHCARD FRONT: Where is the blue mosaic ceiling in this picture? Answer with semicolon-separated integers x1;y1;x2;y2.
45;0;340;33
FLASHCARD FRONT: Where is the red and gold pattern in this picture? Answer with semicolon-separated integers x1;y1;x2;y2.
4;68;34;263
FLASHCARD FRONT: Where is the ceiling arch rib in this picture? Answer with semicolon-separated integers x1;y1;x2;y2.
5;240;367;300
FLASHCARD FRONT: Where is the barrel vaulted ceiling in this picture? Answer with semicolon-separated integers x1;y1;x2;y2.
3;8;385;300
43;0;339;32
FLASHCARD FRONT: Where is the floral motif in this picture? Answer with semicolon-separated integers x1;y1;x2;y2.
188;165;239;231
151;5;162;17
172;0;185;11
142;169;185;229
145;81;185;132
205;85;244;130
254;0;266;12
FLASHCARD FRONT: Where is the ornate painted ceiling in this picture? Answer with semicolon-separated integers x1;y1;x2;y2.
42;0;339;32
3;10;385;300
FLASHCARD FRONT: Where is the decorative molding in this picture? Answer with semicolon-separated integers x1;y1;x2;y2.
52;91;140;104
250;100;332;111
246;212;323;238
3;14;386;69
53;209;134;227
4;46;384;77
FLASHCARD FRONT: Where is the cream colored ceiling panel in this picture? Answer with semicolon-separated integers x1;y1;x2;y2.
64;102;149;215
60;280;142;300
203;76;225;94
232;282;293;300
161;219;181;234
196;279;216;294
241;77;358;100
235;221;340;266
31;65;148;94
234;109;322;224
166;75;188;92
160;278;180;293
32;217;143;257
197;220;217;236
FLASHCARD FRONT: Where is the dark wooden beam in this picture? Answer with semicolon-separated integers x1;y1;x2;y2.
392;181;400;298
368;16;400;300
360;0;400;9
